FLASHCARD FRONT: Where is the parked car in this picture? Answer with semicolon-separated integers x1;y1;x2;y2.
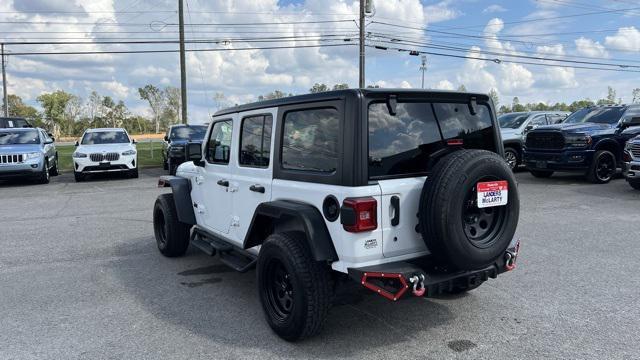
152;89;521;341
499;111;569;170
523;104;640;183
162;124;207;175
0;127;58;183
72;128;138;182
623;135;640;190
0;117;32;128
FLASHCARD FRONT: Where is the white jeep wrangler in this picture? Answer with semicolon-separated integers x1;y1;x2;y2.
153;89;520;341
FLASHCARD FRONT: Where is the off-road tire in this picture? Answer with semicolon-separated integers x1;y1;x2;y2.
257;232;331;342
629;179;640;190
418;149;519;271
153;193;190;257
74;171;84;182
37;160;50;184
586;150;616;184
529;169;554;178
504;147;519;171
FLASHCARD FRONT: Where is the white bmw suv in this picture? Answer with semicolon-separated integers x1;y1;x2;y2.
73;128;138;182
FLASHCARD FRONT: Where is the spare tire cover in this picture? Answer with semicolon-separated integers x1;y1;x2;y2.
418;149;519;270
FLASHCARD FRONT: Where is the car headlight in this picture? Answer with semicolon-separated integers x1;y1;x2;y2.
25;152;41;160
122;149;136;156
565;134;592;148
73;152;87;158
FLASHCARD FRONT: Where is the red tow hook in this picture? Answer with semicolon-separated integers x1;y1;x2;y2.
360;272;410;301
505;240;520;271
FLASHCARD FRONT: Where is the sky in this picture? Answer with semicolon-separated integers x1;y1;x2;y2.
1;0;640;122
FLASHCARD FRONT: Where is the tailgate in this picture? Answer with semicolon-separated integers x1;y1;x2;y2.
378;177;429;258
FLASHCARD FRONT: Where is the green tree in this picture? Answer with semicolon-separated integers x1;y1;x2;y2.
457;84;467;92
36;90;75;137
333;83;349;90
632;88;640;103
488;88;499;108
309;83;330;93
512;97;526;112
2;94;42;125
258;90;290;101
138;84;164;133
597;86;617;105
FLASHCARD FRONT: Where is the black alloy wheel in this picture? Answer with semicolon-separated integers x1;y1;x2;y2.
595;153;615;182
264;258;294;320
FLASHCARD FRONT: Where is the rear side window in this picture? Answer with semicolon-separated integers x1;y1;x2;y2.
369;102;442;179
240;115;273;167
206;120;233;164
282;108;339;173
432;103;495;151
368;101;496;179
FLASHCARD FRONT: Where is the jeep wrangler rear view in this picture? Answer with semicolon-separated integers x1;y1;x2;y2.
152;89;521;341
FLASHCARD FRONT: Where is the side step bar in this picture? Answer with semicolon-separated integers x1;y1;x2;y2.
191;227;257;273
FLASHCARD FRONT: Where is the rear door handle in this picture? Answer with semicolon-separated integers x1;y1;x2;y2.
217;179;229;187
249;184;265;193
390;196;400;226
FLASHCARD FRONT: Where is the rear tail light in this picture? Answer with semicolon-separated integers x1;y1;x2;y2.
341;197;377;232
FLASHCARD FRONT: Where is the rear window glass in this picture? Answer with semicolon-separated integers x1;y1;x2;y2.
170;126;207;141
368;101;496;179
282;108;339;173
369;102;442;179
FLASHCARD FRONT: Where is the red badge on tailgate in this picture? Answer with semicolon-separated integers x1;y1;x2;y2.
477;180;508;208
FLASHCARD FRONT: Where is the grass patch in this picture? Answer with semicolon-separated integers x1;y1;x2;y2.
56;141;164;172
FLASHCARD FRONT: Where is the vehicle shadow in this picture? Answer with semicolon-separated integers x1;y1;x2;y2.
111;237;459;358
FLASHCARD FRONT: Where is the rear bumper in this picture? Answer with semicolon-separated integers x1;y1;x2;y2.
347;240;520;301
523;149;594;172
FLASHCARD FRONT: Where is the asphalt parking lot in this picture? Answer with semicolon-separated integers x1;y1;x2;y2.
1;169;639;360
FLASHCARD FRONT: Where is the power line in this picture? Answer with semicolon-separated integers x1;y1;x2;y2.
6;43;356;56
367;43;640;73
0;19;356;26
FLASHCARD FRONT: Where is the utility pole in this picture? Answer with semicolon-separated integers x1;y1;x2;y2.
2;44;8;117
420;55;427;89
178;0;187;124
358;0;365;88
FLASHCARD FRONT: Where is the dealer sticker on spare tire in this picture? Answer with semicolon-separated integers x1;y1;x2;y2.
477;181;509;208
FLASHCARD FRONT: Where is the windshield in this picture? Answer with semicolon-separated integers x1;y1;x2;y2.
0;130;40;145
170;126;207;141
564;107;626;125
81;131;130;145
499;113;529;129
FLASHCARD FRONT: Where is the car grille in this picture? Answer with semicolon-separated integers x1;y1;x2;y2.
90;152;120;162
526;132;565;150
630;143;640;159
0;154;24;164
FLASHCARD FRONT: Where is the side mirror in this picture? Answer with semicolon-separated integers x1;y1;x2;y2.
524;124;534;133
131;139;137;144
164;135;170;142
621;117;640;128
45;139;54;144
50;137;55;142
74;140;79;146
187;143;204;166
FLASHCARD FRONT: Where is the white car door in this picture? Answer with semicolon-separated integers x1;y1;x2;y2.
200;118;235;235
231;110;276;245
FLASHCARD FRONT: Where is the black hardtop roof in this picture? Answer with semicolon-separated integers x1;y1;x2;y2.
170;123;207;128
213;88;490;117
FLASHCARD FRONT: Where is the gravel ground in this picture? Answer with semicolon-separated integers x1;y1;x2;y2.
1;169;639;360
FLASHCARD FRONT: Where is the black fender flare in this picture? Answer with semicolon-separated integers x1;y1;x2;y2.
157;175;196;225
243;200;338;262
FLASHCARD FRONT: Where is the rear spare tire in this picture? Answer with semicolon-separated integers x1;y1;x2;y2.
418;149;519;270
